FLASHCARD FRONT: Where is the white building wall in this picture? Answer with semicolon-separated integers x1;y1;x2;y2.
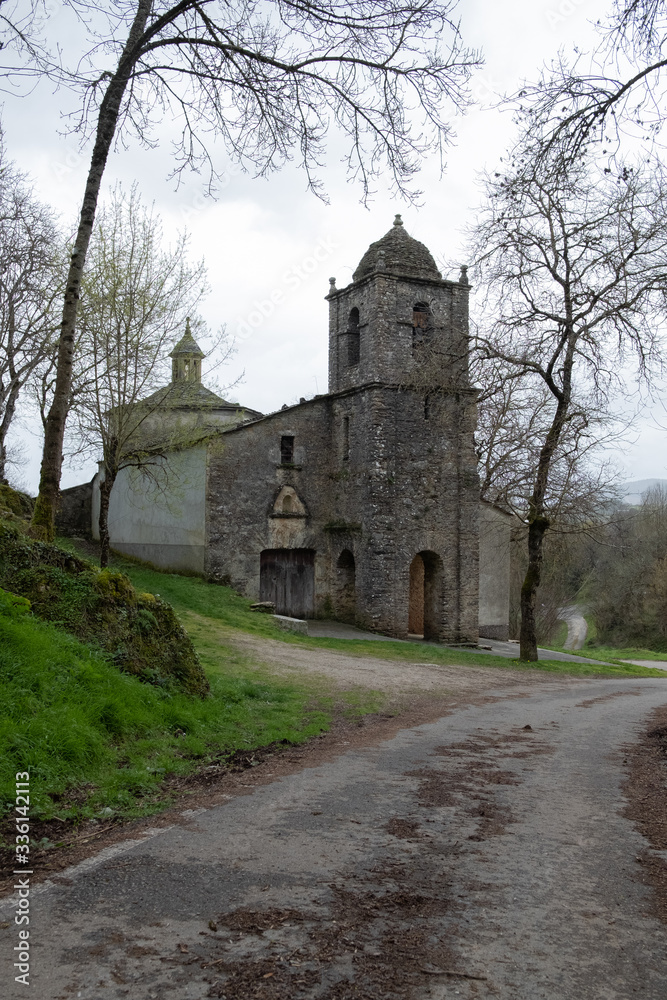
91;447;207;574
478;501;513;640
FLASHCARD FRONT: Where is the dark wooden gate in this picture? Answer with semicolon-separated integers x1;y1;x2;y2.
260;549;315;618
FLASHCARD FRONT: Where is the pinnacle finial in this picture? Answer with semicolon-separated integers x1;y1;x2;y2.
393;214;403;227
185;316;192;335
459;265;469;286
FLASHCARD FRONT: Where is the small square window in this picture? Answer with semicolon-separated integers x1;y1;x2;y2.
280;436;294;464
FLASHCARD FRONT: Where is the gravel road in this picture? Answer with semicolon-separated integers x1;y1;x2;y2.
2;675;666;1000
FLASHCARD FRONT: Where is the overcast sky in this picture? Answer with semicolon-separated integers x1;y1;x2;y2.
3;0;666;491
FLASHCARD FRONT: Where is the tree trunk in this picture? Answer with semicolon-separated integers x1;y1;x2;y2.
517;340;576;660
0;377;21;483
519;514;550;661
30;0;152;540
98;471;116;569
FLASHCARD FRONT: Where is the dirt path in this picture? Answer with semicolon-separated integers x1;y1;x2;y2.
224;626;564;700
3;670;667;999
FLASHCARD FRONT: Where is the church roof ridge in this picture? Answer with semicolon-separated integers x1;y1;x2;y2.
352;214;442;282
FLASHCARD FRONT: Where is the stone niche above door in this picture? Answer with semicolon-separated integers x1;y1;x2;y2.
268;486;308;548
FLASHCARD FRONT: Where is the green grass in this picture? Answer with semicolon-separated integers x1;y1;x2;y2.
539;610;667;666
0;608;329;823
101;551;292;640
294;636;667;677
567;645;667;664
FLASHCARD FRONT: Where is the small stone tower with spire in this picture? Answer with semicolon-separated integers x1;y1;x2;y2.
170;317;205;384
135;318;262;445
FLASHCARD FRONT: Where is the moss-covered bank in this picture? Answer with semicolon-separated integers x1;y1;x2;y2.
0;517;209;697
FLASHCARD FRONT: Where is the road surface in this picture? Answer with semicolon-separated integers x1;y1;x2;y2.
2;675;666;999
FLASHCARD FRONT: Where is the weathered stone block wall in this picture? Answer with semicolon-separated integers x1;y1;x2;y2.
206;379;480;643
206;398;335;601
56;479;94;538
328;272;469;394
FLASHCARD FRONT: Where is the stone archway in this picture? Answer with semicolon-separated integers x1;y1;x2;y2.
409;551;444;640
335;549;356;623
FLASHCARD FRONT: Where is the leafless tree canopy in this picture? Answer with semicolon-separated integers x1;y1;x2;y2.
0;0;47;78
517;1;667;165
473;358;622;526
58;0;480;198
0;133;63;481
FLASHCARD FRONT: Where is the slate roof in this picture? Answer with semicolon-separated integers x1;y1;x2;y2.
353;215;442;282
139;381;243;411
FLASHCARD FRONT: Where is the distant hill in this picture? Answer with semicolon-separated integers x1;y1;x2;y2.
621;479;667;506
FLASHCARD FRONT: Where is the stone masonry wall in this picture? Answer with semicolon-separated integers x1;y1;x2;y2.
56;479;94;538
328;272;469;394
205;378;480;642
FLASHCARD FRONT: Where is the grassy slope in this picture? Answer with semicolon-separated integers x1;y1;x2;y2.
110;553;667;679
540;643;667;665
0;606;330;823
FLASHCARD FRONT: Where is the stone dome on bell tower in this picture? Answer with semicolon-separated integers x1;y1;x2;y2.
352;215;442;282
326;216;470;394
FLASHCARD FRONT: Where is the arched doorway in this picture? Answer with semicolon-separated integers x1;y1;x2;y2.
408;551;443;640
335;549;356;623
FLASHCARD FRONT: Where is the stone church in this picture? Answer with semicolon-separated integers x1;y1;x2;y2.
59;216;511;642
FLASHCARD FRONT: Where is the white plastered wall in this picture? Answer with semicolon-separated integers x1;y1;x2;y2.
478;501;513;640
91;446;207;574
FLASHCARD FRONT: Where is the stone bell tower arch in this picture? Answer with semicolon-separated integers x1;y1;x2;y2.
326;214;471;394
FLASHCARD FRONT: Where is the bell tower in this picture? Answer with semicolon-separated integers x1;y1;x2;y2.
170;317;205;384
326;215;471;393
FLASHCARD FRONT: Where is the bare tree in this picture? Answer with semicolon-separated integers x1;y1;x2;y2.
518;1;667;166
0;0;46;76
473;355;623;522
29;0;480;539
68;184;214;567
466;139;667;661
0;135;63;481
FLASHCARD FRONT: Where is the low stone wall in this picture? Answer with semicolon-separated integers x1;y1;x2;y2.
479;622;509;641
56;480;94;537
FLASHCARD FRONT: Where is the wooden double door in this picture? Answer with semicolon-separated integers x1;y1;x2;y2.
260;548;315;618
